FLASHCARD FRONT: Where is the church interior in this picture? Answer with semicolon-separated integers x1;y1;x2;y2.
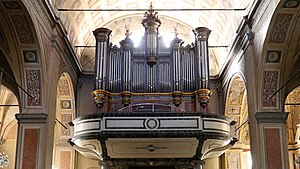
0;0;300;169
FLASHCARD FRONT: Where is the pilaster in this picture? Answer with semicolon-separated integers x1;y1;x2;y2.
256;112;289;169
15;113;48;169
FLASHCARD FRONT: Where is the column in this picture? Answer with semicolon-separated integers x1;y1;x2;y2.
15;113;48;169
256;112;289;169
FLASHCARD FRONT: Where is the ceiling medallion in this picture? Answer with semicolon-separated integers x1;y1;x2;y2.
284;0;299;8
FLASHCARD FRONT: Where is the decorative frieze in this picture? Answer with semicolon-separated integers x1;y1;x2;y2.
262;70;279;108
25;69;41;107
61;113;72;137
10;15;34;44
269;13;293;43
58;78;70;96
1;1;22;10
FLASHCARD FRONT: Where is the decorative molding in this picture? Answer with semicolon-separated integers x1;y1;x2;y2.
22;50;38;64
25;69;42;107
269;13;293;44
283;0;300;8
61;100;71;109
61;113;72;137
15;113;48;123
262;70;279;108
103;117;201;131
266;50;281;63
1;1;22;10
10;14;34;44
58;78;71;96
225;151;241;169
256;112;288;123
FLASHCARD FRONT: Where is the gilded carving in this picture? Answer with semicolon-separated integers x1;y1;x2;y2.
26;69;41;106
262;70;279;108
11;15;34;44
269;13;293;43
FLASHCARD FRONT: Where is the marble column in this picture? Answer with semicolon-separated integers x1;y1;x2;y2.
256;112;289;169
15;113;48;169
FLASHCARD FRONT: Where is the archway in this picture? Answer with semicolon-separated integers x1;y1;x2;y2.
224;75;251;169
0;84;19;169
285;86;300;169
52;73;76;169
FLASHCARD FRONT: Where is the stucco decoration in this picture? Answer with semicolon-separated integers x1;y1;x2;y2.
225;151;241;169
26;69;41;107
58;77;71;96
10;15;34;44
269;13;293;43
262;70;279;108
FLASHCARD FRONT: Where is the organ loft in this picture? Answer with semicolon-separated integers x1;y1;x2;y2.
70;5;237;169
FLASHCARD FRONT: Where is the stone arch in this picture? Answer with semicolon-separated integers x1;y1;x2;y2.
0;84;19;169
224;74;251;169
285;85;300;168
258;0;300;111
0;0;47;111
52;72;76;169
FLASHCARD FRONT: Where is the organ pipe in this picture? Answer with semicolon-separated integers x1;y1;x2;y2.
142;3;161;66
193;27;212;108
170;34;184;107
92;28;112;109
91;6;213;109
120;31;134;106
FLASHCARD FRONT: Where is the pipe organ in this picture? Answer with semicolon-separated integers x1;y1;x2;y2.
72;5;237;169
92;5;212;109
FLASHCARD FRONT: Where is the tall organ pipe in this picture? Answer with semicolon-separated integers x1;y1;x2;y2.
93;28;112;90
141;4;161;66
193;27;212;108
92;28;112;109
120;36;134;91
170;37;183;91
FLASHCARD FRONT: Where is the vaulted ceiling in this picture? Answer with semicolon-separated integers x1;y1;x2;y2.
50;0;252;75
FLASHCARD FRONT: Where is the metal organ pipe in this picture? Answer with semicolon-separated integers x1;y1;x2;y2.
120;35;134;91
93;28;111;90
142;3;161;66
193;27;211;89
193;27;212;108
170;37;183;91
92;28;112;109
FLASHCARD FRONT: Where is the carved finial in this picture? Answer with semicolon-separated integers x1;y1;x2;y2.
174;28;178;38
125;29;132;39
148;2;154;14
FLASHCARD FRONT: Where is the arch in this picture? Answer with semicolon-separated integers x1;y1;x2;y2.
284;85;300;168
0;0;46;110
224;74;251;169
52;72;76;169
258;0;300;111
0;84;19;169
